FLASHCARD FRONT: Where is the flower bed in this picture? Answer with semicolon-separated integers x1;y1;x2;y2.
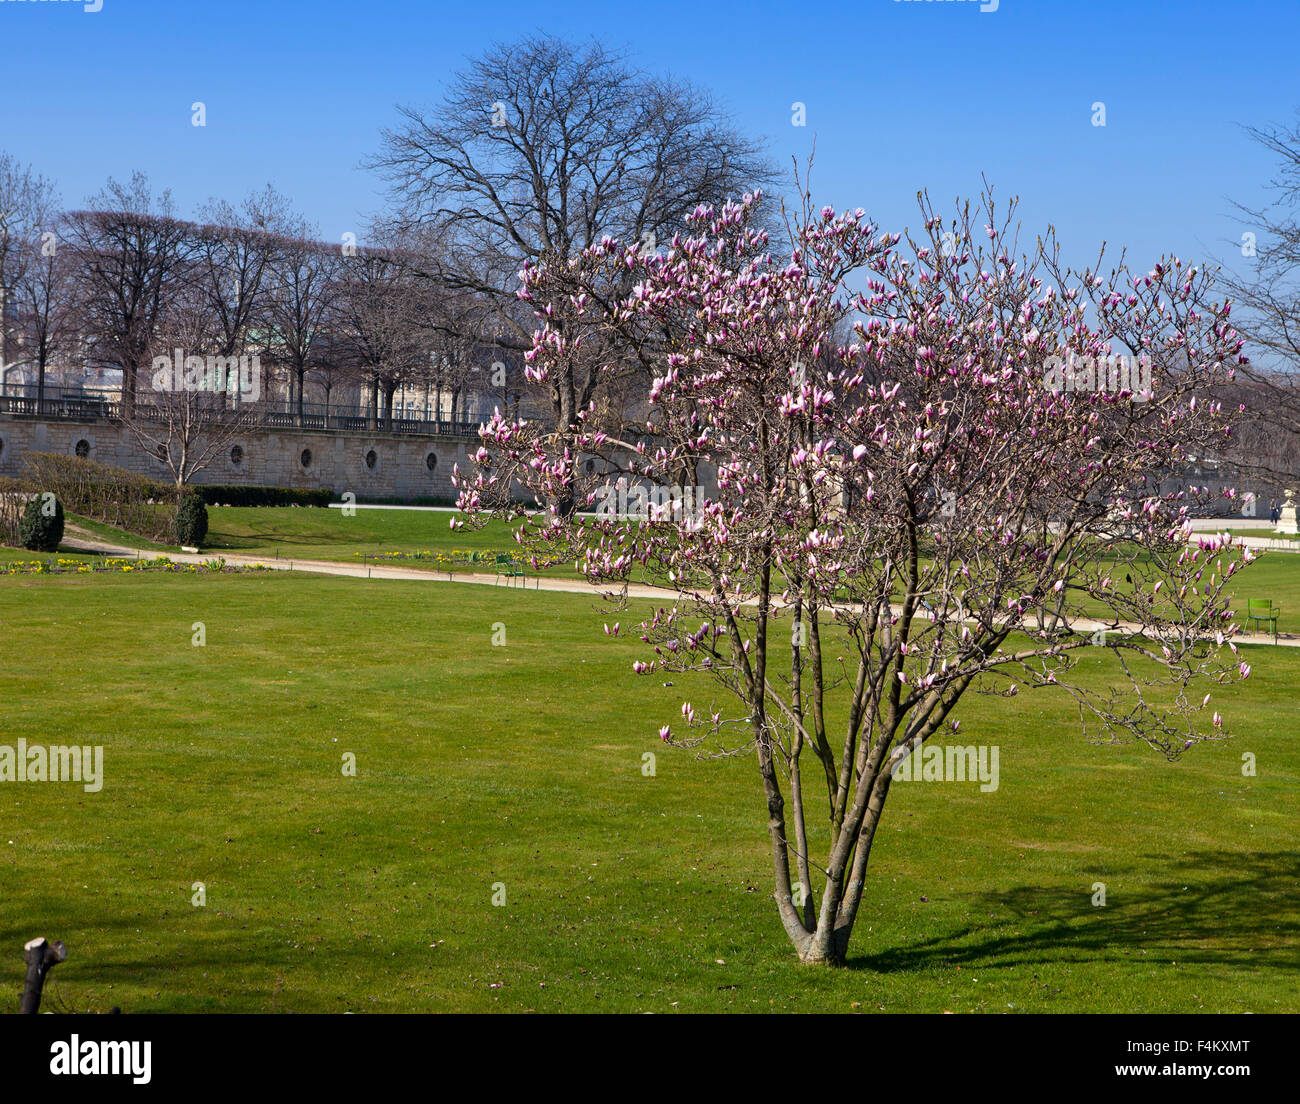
3;555;272;576
348;548;563;569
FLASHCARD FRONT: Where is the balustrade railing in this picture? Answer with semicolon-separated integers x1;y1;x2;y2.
0;388;483;438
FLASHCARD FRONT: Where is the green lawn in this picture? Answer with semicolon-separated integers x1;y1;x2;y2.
62;514;174;553
55;506;1300;637
1229;528;1300;542
192;508;1300;635
1;566;1296;1012
204;505;504;563
63;506;579;578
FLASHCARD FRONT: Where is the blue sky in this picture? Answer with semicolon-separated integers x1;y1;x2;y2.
1;0;1296;281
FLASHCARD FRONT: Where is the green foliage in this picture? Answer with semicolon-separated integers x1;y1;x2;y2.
193;484;332;508
18;493;64;552
352;493;458;507
174;493;209;547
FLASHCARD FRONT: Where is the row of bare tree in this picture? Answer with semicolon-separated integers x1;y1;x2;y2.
3;35;1299;492
0;165;507;424
0;38;775;478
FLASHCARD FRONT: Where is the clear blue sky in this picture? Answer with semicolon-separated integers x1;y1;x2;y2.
1;0;1296;281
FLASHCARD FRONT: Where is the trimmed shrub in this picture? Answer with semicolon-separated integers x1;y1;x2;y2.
193;484;332;508
352;493;459;507
174;493;209;547
19;494;64;552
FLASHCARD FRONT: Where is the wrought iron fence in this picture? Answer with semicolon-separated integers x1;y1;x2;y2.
0;387;483;439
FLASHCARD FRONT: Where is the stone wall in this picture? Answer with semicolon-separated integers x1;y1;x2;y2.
0;417;472;501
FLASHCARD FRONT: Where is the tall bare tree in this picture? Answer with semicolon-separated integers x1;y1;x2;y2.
63;173;193;409
260;224;340;421
0;153;59;394
370;36;776;450
12;228;79;411
1222;113;1300;483
191;187;297;407
334;243;431;429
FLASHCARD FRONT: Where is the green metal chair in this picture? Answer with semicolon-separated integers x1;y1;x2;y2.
1246;598;1280;643
494;554;525;588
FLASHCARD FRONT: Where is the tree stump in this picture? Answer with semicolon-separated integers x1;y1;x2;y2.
20;937;67;1014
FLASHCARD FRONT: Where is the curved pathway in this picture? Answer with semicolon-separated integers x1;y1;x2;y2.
54;528;1295;649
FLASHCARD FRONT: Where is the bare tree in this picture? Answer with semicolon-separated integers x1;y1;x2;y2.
411;282;502;426
258;227;339;420
1221;113;1300;483
191;187;298;407
0;152;60;394
116;280;257;490
12;227;80;410
63;173;193;409
370;35;776;446
334;244;430;428
118;383;256;490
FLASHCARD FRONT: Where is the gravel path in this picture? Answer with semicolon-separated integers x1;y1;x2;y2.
53;532;1294;649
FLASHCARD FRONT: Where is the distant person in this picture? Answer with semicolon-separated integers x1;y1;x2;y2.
1270;498;1280;523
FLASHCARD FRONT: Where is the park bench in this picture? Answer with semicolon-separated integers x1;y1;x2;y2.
1246;598;1280;643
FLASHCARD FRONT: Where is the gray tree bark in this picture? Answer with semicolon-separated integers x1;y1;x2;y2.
20;936;67;1014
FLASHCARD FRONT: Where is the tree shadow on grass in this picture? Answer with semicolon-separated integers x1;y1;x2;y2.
204;527;320;552
851;848;1300;975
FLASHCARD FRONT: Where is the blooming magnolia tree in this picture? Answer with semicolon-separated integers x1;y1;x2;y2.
455;191;1254;965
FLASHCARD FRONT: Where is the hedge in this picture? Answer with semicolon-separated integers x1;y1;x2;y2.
21;453;176;542
1;459;335;551
350;493;458;508
193;485;332;508
0;477;29;546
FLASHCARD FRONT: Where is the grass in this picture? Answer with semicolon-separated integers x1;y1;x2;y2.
62;505;580;578
1;565;1297;1013
58;505;1300;634
63;513;172;553
228;510;1300;628
204;505;496;561
1229;528;1300;542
